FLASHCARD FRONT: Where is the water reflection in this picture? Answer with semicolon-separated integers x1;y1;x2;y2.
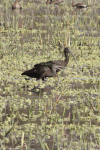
30;85;54;95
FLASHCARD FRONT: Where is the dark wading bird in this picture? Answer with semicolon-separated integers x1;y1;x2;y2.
46;0;63;5
72;1;87;8
12;0;22;9
21;47;77;81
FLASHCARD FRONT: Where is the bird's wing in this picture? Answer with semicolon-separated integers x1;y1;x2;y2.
34;62;47;68
75;3;83;6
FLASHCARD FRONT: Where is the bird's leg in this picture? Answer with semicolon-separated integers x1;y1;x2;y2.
42;78;44;81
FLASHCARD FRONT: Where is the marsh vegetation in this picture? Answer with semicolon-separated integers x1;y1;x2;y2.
0;0;100;149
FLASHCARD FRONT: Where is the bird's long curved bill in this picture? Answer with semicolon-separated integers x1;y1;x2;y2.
69;49;77;63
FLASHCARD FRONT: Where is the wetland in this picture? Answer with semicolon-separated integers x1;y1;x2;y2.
0;0;100;149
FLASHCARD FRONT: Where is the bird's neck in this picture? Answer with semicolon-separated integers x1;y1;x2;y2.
65;53;69;65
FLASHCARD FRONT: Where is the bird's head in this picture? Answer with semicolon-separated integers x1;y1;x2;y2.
64;47;77;63
64;47;70;54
